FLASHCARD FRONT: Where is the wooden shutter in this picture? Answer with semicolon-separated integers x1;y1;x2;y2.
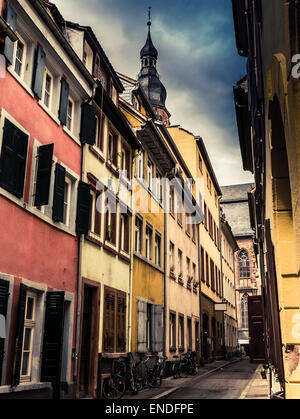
34;143;53;207
52;163;65;222
137;300;147;353
151;304;163;353
0;119;28;198
0;279;9;385
32;45;46;99
116;292;126;353
265;219;284;383
94;193;101;235
41;292;65;385
12;284;27;387
76;181;91;235
103;289;115;353
58;78;69;126
4;3;17;65
248;295;267;364
80;103;96;145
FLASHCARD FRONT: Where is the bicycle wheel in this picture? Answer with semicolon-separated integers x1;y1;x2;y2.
148;372;162;388
102;376;126;400
172;362;181;378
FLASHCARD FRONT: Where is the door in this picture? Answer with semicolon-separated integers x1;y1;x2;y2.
79;286;93;397
248;295;267;364
202;314;209;361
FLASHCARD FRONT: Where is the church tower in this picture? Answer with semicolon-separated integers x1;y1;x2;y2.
137;9;171;126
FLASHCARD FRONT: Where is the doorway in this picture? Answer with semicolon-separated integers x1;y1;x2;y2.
78;282;100;398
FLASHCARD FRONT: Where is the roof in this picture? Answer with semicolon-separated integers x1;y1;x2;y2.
220;183;255;237
140;25;158;59
196;137;222;197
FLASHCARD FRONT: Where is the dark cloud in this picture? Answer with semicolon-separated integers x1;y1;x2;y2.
54;0;253;186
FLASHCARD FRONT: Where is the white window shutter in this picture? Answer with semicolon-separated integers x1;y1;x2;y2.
151;304;163;353
137;299;147;353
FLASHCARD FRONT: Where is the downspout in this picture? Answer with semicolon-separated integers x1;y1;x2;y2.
74;85;97;388
219;203;225;358
197;222;203;365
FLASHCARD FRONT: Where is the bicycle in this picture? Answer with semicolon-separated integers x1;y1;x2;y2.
102;359;126;399
147;355;167;388
172;351;198;378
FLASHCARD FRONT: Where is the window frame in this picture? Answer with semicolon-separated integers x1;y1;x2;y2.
20;291;37;382
41;68;53;110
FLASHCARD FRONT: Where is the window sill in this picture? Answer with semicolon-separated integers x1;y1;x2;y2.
85;234;102;247
106;162;119;177
118;251;130;263
178;279;184;287
177;220;183;228
103;242;118;256
101;352;128;359
62;126;81;146
169;272;176;280
38;100;60;126
133;251;164;274
89;145;105;163
7;67;34;98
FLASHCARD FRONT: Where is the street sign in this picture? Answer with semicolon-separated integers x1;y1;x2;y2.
214;303;227;311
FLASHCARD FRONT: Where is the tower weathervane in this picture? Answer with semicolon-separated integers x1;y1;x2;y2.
148;6;152;26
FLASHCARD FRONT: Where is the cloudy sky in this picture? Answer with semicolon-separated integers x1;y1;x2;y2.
55;0;254;186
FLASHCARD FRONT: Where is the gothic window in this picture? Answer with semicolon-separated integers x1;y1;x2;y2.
241;293;248;329
239;250;250;279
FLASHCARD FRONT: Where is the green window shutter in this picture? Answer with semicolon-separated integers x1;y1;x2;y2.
32;45;46;99
137;300;147;353
52;163;65;222
34;143;54;207
41;292;65;388
0;119;28;198
80;103;96;145
12;284;27;387
103;290;115;353
58;78;69;126
4;3;17;65
116;293;126;353
76;181;91;235
151;304;163;353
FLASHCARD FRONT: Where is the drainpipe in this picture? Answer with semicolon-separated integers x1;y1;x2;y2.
197;222;203;365
74;85;97;387
219;204;225;358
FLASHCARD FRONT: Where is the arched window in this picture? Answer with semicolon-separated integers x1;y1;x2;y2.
239;250;250;279
241;293;248;329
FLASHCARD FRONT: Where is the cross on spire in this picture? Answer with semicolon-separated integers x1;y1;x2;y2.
147;6;152;27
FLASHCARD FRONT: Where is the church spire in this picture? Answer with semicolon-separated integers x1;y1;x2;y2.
137;7;171;125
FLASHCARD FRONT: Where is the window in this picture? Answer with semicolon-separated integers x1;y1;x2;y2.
198;155;202;173
107;129;118;167
187;318;192;350
0;118;28;199
201;247;205;282
239;250;250;278
63;177;72;226
169;184;175;214
42;69;53;109
104;198;116;244
176;193;182;225
169;242;175;273
155;233;161;266
147;158;154;192
169;312;176;349
206;252;210;286
210;259;215;291
178;315;184;350
137;151;144;180
207;174;212;194
241;294;249;329
192;263;196;286
89;190;101;236
66;98;74;132
121;143;131;180
119;213;129;253
14;37;26;78
178;249;183;279
145;225;153;260
95;113;104;151
204;202;207;230
156;170;162;203
146;303;152;352
20;292;36;381
186;257;191;288
135;216;143;253
186;214;191;236
103;288;126;353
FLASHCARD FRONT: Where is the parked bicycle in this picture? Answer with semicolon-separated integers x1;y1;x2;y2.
172;351;198;378
147;355;168;388
102;359;126;399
